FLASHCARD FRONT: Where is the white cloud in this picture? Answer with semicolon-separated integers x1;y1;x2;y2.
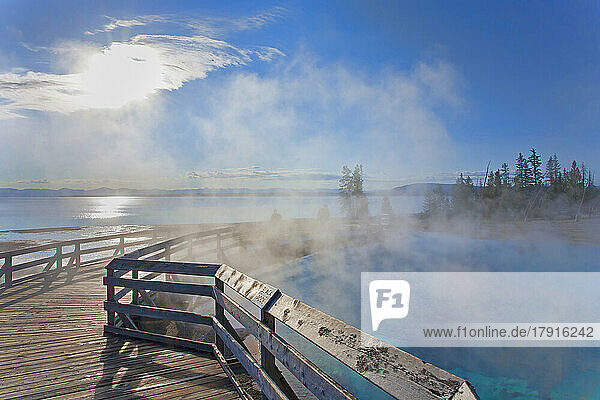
85;15;167;35
187;167;339;181
0;17;284;118
7;179;49;185
85;7;286;37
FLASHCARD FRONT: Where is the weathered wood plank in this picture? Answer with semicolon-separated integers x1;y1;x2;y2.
0;229;154;258
114;286;132;301
123;227;233;259
104;325;214;353
212;344;253;400
268;292;476;400
107;258;221;276
0;346;212;385
1;255;11;287
1;258;239;400
213;318;288;400
103;276;214;297
214;288;355;400
215;264;279;309
104;301;213;326
11;255;57;272
79;243;120;255
0;353;219;398
215;264;476;399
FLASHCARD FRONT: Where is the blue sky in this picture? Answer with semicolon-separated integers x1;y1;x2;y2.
0;0;598;189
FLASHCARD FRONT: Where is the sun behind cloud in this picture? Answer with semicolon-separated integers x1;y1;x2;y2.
0;14;284;118
81;43;162;109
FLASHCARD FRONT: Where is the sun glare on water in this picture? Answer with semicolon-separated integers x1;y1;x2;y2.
77;196;134;220
80;43;163;109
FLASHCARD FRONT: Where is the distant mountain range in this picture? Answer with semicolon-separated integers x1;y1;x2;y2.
391;183;455;196
0;187;340;197
0;183;458;197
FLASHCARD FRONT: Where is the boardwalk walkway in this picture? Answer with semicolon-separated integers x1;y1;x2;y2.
0;261;240;400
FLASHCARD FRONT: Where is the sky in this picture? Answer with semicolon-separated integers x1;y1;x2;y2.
0;0;598;190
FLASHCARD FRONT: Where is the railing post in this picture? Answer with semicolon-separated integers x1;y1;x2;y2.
56;245;62;272
2;256;12;288
215;278;225;354
131;270;138;305
261;310;277;400
165;244;171;262
259;289;299;400
75;242;81;270
106;268;115;326
119;236;125;255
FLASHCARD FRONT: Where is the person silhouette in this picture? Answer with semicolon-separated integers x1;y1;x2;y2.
317;204;330;221
270;209;282;223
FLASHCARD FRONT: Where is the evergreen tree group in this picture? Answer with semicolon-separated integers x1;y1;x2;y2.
423;149;598;220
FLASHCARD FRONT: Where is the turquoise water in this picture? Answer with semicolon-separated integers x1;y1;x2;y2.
248;232;600;399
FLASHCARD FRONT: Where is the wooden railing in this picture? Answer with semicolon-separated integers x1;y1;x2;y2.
103;232;478;400
0;225;236;289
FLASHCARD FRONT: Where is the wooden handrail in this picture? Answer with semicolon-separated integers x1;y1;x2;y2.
122;226;234;259
0;229;155;258
1;225;236;289
102;236;478;400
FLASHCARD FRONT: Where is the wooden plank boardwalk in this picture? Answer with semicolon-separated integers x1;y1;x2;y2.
0;261;240;400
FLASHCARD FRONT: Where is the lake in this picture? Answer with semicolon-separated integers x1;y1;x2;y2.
0;195;423;231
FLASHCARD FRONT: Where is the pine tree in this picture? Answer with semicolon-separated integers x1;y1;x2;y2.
452;174;475;213
545;154;562;193
545;156;555;185
501;163;510;187
351;165;364;196
494;169;502;187
568;161;581;186
566;161;583;201
493;169;502;197
514;153;528;189
528;148;542;186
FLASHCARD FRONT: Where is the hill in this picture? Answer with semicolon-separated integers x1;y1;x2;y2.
392;183;455;196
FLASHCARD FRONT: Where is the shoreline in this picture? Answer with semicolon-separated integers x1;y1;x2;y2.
2;215;599;254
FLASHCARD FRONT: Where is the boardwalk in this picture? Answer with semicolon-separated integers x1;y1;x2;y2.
0;226;479;400
0;261;240;400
